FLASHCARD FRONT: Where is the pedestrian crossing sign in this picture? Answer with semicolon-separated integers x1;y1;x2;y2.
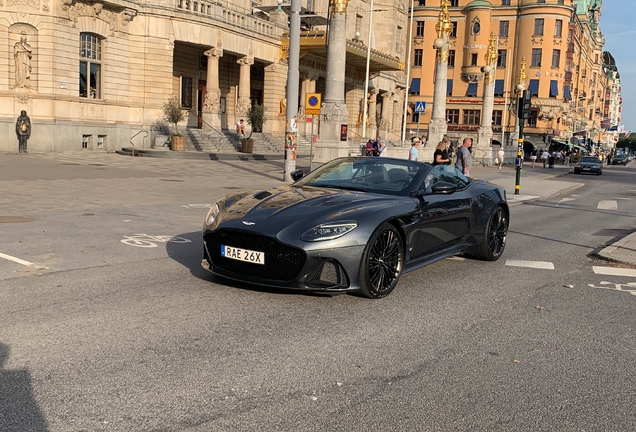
415;101;426;113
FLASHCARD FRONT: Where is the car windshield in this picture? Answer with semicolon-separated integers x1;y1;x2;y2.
580;157;600;163
295;157;426;196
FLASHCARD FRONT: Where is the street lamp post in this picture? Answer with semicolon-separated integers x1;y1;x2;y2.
401;0;415;144
283;0;301;182
361;0;374;139
514;57;527;196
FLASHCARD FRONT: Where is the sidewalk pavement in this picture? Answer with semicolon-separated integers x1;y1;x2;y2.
3;149;634;266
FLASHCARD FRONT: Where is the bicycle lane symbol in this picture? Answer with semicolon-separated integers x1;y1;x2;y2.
586;281;636;296
120;234;192;248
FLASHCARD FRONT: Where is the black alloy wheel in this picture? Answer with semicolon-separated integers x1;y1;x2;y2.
359;223;403;299
465;206;508;261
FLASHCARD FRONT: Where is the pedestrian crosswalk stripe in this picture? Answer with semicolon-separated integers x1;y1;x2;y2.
597;200;618;210
505;260;554;269
593;266;636;278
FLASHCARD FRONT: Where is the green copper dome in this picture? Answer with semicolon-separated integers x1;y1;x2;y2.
464;0;494;8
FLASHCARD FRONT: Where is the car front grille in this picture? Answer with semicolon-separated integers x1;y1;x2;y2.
204;229;306;281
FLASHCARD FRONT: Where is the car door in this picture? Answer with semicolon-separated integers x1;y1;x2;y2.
407;165;473;259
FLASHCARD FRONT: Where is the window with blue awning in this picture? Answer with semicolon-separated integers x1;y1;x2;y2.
549;80;558;97
409;78;420;95
563;85;571;100
494;80;504;97
447;79;453;96
467;83;478;97
529;79;539;97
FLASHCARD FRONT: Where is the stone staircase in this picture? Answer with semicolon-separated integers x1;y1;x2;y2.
182;128;241;152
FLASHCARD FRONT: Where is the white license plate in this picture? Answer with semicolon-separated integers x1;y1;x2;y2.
583;167;590;170
221;245;265;265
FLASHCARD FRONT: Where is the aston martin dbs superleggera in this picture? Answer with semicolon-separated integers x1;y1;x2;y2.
202;157;509;298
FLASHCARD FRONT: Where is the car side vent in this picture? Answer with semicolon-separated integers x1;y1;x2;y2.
307;259;350;289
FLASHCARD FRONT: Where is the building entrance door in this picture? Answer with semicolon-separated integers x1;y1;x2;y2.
197;80;206;129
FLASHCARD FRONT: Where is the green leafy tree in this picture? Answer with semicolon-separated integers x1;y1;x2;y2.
617;137;636;152
162;96;185;136
245;103;267;139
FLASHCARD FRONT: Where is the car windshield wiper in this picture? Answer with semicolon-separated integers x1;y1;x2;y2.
309;183;367;192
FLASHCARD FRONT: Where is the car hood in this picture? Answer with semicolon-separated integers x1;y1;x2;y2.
215;185;405;232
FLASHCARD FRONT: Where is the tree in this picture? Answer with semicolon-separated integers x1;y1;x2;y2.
162;96;185;136
245;103;267;139
617;137;636;152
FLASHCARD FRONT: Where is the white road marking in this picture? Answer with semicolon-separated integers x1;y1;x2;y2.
505;260;554;270
557;198;576;206
593;266;636;278
597;200;618;210
0;252;34;267
507;195;539;203
446;256;465;261
615;198;632;200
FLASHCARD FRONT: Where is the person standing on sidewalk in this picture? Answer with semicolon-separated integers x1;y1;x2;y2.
15;110;31;154
455;137;472;176
497;147;505;169
409;138;420;161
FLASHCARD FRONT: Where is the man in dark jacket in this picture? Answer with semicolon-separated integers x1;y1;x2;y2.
15;110;31;154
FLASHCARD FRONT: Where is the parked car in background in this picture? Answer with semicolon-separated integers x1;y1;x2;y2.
611;154;628;165
574;156;603;175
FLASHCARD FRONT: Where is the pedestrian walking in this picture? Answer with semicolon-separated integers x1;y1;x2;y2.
530;148;538;167
497;148;505;169
541;149;550;168
455;137;473;176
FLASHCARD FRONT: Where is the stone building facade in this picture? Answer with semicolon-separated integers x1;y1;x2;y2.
0;0;408;153
406;0;609;155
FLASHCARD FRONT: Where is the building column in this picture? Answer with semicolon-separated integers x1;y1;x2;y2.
477;32;497;165
263;62;287;134
202;45;223;129
367;89;378;138
379;91;392;139
298;74;309;135
236;56;253;119
428;0;452;147
313;0;350;169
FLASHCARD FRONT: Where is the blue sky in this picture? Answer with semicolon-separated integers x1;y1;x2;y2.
602;0;634;131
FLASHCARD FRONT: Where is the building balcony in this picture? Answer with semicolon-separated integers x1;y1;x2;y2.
174;0;282;38
281;31;404;73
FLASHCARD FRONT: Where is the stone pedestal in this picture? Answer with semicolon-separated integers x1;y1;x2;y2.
477;75;495;165
428;55;449;146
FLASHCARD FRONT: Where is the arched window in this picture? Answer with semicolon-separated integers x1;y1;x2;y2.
79;33;102;99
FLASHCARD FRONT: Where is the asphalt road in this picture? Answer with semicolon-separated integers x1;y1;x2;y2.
1;153;635;431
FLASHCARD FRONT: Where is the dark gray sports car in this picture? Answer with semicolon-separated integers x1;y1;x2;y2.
202;157;508;298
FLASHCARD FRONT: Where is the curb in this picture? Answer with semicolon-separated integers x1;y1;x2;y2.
596;233;636;266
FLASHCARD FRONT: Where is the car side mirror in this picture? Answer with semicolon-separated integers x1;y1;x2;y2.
431;181;457;194
291;169;304;182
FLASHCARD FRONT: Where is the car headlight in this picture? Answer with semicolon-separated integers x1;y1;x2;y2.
204;203;221;227
301;221;358;242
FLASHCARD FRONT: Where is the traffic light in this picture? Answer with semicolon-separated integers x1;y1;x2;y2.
519;90;532;120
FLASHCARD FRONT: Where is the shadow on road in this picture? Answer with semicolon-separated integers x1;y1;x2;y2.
165;231;337;298
0;342;48;431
